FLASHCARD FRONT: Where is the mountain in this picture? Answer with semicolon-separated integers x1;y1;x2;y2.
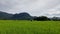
0;11;13;20
12;12;32;20
0;11;60;21
0;11;32;20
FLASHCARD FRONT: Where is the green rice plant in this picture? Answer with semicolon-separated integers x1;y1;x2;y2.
0;20;60;34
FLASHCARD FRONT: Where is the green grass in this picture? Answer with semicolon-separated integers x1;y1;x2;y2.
0;20;60;34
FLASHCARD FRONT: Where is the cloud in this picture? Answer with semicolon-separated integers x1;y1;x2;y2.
0;0;60;17
46;5;60;15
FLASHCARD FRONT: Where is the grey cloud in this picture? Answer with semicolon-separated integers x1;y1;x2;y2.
0;0;60;17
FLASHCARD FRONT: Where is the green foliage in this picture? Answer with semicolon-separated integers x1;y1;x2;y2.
33;16;50;21
0;20;60;34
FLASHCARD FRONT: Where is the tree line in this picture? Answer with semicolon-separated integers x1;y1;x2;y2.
0;11;60;21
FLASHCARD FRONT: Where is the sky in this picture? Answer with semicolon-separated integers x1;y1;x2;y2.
0;0;60;17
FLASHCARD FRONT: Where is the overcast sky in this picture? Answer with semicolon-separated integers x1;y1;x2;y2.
0;0;60;17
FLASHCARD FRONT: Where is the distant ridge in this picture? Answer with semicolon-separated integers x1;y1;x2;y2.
0;11;60;21
0;11;32;20
12;12;32;20
0;11;13;19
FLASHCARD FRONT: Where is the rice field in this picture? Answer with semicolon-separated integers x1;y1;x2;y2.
0;20;60;34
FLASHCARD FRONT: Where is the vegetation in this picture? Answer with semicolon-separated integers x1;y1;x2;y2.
0;20;60;34
33;16;50;21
